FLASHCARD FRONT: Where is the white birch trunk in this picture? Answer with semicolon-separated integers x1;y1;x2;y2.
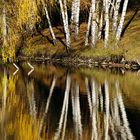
110;0;116;18
71;0;80;39
71;0;75;23
116;0;129;41
91;0;97;48
29;0;36;31
59;0;71;51
44;5;57;44
98;10;103;40
2;0;7;42
85;7;92;46
96;1;100;32
104;0;110;48
113;0;121;33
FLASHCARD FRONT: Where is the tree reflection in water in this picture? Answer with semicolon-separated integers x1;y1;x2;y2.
0;66;136;140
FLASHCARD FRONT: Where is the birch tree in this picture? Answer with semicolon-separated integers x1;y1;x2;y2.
116;0;129;42
59;0;71;53
113;0;121;33
91;0;97;48
2;0;7;43
71;0;80;39
85;7;92;46
41;0;56;45
29;0;36;31
1;0;8;62
104;0;110;48
110;0;115;18
98;9;103;40
85;0;98;47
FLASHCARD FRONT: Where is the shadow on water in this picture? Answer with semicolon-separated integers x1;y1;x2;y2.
0;64;140;140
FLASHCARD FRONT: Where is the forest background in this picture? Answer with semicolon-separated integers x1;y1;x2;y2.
0;0;140;63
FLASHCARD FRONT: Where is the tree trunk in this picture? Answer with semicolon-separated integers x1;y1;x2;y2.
59;0;71;52
85;7;92;46
71;0;80;39
44;5;57;45
104;0;110;48
98;10;103;40
91;0;97;48
110;0;116;18
116;0;129;42
113;0;121;33
2;0;7;42
29;0;36;31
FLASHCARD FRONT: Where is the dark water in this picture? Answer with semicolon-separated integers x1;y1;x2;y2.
0;63;140;140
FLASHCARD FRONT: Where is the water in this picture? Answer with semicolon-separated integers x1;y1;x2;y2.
0;63;140;140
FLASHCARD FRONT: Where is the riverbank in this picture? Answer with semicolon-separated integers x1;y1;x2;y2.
15;11;140;70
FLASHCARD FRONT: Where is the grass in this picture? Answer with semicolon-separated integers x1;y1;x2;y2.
120;11;140;61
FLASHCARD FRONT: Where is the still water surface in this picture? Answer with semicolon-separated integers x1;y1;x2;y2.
0;64;140;140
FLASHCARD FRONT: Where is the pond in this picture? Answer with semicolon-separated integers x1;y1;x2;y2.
0;63;140;140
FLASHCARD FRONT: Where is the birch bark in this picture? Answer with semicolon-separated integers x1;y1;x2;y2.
29;0;36;31
116;0;129;41
98;10;103;40
2;0;7;42
59;0;71;52
113;0;121;32
104;0;109;48
44;5;57;44
85;7;92;46
91;0;97;48
110;0;115;18
71;0;80;39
